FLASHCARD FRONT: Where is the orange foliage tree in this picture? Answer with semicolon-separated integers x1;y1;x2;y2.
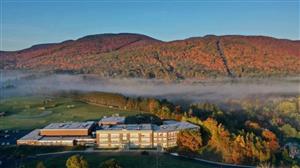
177;129;203;152
262;129;280;152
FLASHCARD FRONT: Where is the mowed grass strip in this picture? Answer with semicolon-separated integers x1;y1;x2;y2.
0;96;141;130
24;152;210;168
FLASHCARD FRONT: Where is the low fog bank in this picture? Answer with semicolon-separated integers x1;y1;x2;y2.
0;70;299;105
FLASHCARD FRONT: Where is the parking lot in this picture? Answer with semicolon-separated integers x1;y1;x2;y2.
0;130;30;146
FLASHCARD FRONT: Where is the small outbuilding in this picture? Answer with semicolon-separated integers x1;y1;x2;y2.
98;116;125;126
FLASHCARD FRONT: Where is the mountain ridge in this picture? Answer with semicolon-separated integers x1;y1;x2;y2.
1;33;299;80
3;33;299;53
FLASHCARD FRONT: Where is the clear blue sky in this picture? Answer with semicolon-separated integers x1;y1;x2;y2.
1;0;299;51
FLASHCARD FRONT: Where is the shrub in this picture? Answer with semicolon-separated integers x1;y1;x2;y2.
66;154;88;168
99;159;122;168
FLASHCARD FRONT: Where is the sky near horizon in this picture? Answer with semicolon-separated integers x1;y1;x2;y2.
1;0;299;51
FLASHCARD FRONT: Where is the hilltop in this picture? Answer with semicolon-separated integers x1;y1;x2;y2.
1;33;299;79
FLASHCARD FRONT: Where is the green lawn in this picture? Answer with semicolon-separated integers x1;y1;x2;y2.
0;96;142;130
24;152;210;168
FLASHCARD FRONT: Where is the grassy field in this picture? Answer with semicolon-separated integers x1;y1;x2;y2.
0;96;142;130
23;152;210;168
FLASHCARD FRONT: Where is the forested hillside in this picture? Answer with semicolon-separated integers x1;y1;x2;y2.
1;33;299;79
70;91;300;166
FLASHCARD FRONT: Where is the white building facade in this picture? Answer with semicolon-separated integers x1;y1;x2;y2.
96;121;199;149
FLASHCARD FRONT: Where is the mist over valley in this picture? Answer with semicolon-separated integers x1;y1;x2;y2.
1;70;299;107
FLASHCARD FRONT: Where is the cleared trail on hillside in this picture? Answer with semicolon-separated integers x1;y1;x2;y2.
216;39;235;78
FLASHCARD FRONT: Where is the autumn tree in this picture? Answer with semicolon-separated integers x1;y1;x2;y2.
181;116;203;125
66;155;89;168
157;106;172;119
232;132;272;163
262;129;280;152
36;161;46;168
276;101;297;114
148;98;161;113
280;124;300;138
99;159;122;168
177;129;203;152
203;118;276;164
203;118;233;161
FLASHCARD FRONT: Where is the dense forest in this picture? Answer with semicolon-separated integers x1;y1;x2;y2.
1;33;299;79
71;91;300;167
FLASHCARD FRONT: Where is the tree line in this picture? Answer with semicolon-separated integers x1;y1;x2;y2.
69;91;299;167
